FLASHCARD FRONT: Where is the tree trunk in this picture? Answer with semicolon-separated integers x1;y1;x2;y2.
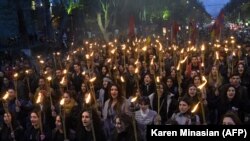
97;13;109;42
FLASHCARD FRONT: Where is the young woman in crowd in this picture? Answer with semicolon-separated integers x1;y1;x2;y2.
112;113;142;141
171;97;200;125
24;110;52;141
0;112;24;141
102;84;129;141
76;109;105;141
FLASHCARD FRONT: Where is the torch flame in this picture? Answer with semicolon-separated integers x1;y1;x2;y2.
131;96;137;103
156;76;160;83
60;77;65;85
180;56;188;64
201;62;204;67
40;60;44;64
82;71;86;76
107;58;111;63
47;76;52;81
89;77;96;83
36;93;42;104
180;48;184;54
85;54;90;60
135;59;139;65
142;46;147;52
60;98;65;106
2;92;9;100
232;52;236;56
14;73;18;78
90;51;94;57
122;45;126;50
176;63;181;71
215;51;219;60
177;56;188;71
67;55;70;61
85;93;91;104
63;69;67;74
120;76;125;83
201;44;205;51
111;48;116;54
150;58;154;65
191;102;200;113
197;76;207;89
25;70;30;74
135;67;139;74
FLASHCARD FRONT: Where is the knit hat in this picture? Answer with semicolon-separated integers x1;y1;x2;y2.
103;77;112;83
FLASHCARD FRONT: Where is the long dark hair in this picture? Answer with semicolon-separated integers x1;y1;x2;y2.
108;84;125;114
78;108;102;132
3;111;19;128
113;113;141;141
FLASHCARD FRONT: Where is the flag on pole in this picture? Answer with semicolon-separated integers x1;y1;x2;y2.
211;10;225;40
128;16;135;39
171;21;179;43
189;19;197;45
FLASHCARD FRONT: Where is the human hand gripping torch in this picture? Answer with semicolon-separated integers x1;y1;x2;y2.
197;76;207;124
85;93;96;141
36;93;44;134
131;96;138;141
2;92;16;141
60;98;68;141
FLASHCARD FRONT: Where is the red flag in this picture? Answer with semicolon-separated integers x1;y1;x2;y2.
189;19;197;45
172;21;179;42
128;16;135;38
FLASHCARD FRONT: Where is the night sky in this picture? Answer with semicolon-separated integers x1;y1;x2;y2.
200;0;230;17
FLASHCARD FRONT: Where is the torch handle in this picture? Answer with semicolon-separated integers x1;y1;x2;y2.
132;114;138;141
39;111;43;134
26;77;31;93
90;110;96;141
14;80;18;100
62;109;68;140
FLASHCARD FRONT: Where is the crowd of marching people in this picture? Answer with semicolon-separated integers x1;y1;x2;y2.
0;33;250;141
